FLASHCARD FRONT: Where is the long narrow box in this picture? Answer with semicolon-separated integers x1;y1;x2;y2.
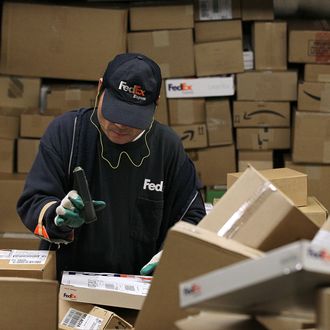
179;240;330;314
166;77;234;98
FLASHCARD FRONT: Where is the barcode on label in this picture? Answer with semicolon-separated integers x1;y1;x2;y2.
105;283;116;290
62;308;86;328
125;285;135;292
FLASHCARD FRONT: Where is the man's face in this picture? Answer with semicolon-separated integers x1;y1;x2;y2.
97;91;143;145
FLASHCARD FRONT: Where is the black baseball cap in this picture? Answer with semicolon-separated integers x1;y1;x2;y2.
101;53;162;130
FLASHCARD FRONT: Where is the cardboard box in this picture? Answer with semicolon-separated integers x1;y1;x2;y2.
0;76;40;110
0;277;58;330
165;77;235;98
154;81;168;125
44;84;97;115
0;115;19;139
238;150;273;172
298;196;328;228
59;300;133;329
289;21;330;64
0;2;127;80
17;138;40;174
206;99;233;146
194;0;241;21
227;167;308;207
168;98;205;125
292;111;330;164
305;64;330;82
176;311;265;330
236;71;298;101
236;127;291;150
0;139;15;174
60;271;151;310
241;0;274;21
194;39;244;77
194;20;242;43
129;4;193;31
256;314;315;330
20;114;54;138
0;232;40;250
0;249;56;280
317;287;330;330
135;221;263;330
233;101;291;127
0;174;29;233
253;21;287;70
190;145;236;186
298;81;330;112
127;29;195;78
198;166;319;251
285;158;330;214
172;124;208;149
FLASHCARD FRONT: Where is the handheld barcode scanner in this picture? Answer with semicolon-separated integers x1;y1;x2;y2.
73;166;97;224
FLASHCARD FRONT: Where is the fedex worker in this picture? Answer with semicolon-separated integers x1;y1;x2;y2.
17;53;206;279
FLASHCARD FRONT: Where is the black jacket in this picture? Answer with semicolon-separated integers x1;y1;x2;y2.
17;108;206;278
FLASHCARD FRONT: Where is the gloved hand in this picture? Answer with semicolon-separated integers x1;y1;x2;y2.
54;190;106;228
140;250;163;276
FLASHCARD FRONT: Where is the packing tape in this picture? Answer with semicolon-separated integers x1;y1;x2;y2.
152;30;170;47
218;181;276;238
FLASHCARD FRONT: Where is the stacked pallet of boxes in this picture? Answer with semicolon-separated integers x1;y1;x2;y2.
284;20;330;214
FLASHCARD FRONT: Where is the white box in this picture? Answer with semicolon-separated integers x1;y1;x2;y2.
179;240;330;314
165;77;234;98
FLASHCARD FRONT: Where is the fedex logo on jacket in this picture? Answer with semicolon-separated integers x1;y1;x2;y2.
143;178;164;192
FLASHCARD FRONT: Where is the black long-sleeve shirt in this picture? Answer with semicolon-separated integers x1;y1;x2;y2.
17;108;206;279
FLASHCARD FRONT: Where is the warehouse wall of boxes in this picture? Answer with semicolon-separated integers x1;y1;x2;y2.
0;1;330;327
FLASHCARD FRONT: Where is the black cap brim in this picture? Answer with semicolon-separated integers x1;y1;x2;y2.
101;89;155;130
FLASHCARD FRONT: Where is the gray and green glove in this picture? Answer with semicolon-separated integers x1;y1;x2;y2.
140;250;163;276
54;190;105;228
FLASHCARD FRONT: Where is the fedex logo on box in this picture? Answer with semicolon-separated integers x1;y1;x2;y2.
165;77;235;98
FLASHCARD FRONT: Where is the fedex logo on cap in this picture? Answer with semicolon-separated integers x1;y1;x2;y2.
118;80;146;101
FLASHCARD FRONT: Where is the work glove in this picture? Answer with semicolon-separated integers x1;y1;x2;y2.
54;190;106;228
140;250;163;276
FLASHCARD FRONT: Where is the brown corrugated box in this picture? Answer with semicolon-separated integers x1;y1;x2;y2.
206;99;233;146
194;39;244;76
236;71;298;101
127;29;195;78
289;20;330;64
0;2;127;80
292;111;330;164
17;138;40;174
305;64;330;82
20;114;54;138
298;81;330;112
0;115;19;139
0;139;15;174
194;0;241;21
45;85;97;115
298;196;328;228
256;314;315;330
172;124;207;149
241;0;274;21
317;287;330;330
0;76;40;110
233;101;291;127
0;277;58;330
194;20;242;43
129;4;193;31
236;127;291;150
190;145;236;186
154;81;168;125
135;221;263;330
253;21;287;70
0;250;56;280
198;166;319;251
168;98;205;125
0;233;40;250
227;167;308;207
238;150;273;172
285;157;330;214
